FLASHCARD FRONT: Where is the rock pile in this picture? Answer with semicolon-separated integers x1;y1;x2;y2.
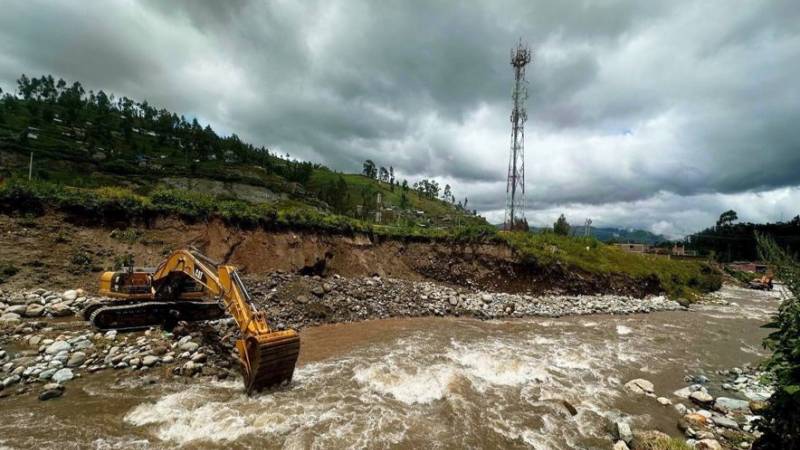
246;272;683;330
0;288;87;326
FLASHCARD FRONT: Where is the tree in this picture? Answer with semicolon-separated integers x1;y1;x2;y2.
554;214;570;235
379;166;389;183
399;191;409;209
716;210;738;228
442;184;452;203
401;179;409;191
362;160;377;179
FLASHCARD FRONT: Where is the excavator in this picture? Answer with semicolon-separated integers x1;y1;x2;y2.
83;249;300;394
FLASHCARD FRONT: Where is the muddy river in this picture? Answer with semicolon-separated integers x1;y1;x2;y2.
0;285;782;449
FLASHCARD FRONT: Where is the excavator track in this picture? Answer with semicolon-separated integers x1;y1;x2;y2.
89;301;225;331
239;331;301;393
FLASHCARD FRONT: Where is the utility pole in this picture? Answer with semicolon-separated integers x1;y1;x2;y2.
28;151;33;180
504;39;532;231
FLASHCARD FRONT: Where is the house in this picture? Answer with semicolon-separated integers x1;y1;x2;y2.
615;243;650;254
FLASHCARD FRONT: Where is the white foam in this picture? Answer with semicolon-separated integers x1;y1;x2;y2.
616;325;633;335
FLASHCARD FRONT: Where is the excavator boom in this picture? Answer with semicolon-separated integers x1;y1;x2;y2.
88;249;300;393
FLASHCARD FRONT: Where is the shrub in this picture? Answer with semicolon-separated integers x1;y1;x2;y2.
753;233;800;449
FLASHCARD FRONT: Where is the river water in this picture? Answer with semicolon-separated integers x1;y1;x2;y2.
0;285;783;449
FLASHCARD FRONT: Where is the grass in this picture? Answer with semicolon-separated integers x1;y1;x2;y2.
634;437;693;450
502;231;721;299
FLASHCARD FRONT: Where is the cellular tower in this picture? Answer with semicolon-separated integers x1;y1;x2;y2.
504;40;532;231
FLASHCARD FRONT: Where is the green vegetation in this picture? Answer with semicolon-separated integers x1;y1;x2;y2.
688;210;800;262
502;232;721;299
0;74;480;229
634;436;693;450
753;233;800;449
724;266;758;284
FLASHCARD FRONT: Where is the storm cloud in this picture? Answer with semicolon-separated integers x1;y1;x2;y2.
1;0;798;237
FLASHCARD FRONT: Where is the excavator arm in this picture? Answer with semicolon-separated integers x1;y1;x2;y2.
150;250;300;392
90;249;300;393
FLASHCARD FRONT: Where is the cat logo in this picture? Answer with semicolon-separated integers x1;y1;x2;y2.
194;268;204;280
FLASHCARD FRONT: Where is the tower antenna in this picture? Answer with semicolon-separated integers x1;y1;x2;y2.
504;39;532;231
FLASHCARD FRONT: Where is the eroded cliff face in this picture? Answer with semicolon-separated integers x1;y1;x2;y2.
0;213;660;297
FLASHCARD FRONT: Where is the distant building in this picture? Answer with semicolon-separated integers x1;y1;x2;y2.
615;243;650;254
728;261;768;273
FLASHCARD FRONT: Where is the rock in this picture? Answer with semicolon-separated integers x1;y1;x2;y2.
49;303;73;317
51;368;74;383
624;378;655;395
749;400;768;414
656;397;672;406
151;342;169;356
23;304;45;317
690;390;714;406
28;335;42;347
191;353;207;363
0;312;22;324
3;374;21;387
322;283;334;293
696;439;723;450
39;387;64;401
615;421;633;443
162;355;175;364
713;397;750;413
104;330;117;340
296;295;309;304
679;413;708;431
67;352;86;368
560;399;577;416
62;290;78;301
612;440;630;450
712;416;739;430
481;294;493;304
129;358;141;367
674;384;702;399
311;286;325;297
142;356;159;367
448;297;459;307
38;368;57;380
179;342;199;352
45;341;71;355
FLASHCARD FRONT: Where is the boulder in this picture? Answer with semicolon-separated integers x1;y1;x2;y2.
690;390;714;406
62;290;78;301
142;356;159;367
712;416;739;430
39;384;65;401
674;384;702;399
656;397;672;406
612;441;630;450
179;341;199;352
481;294;493;304
615;421;633;443
49;303;73;317
45;341;71;355
66;352;86;368
679;413;708;431
696;439;723;450
713;397;750;413
51;368;74;383
23;304;45;317
624;378;655;395
311;286;325;297
5;305;26;315
0;312;21;324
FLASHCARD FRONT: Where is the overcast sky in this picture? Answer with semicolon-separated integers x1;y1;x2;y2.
1;0;798;238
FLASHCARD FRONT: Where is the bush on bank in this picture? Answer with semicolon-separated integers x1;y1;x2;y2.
753;234;800;449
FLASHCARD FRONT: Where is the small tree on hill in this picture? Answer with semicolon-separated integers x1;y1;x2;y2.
716;210;738;228
553;214;570;235
362;160;377;179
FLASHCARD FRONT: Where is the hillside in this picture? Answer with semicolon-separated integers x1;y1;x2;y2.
0;74;722;301
0;74;482;230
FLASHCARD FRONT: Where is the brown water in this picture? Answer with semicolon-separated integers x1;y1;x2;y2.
0;285;783;449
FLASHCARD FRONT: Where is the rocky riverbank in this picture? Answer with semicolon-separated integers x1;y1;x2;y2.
244;272;684;330
0;274;684;403
611;365;775;450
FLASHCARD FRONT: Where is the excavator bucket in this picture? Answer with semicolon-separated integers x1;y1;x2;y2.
237;329;301;394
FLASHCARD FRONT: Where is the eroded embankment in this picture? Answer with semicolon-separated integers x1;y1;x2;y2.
0;212;660;297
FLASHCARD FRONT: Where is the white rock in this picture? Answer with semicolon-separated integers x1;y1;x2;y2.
615;422;633;443
45;341;71;355
624;378;655;395
51;368;74;383
657;397;672;406
62;290;78;301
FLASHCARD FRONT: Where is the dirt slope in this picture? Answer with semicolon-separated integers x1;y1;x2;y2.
0;212;659;297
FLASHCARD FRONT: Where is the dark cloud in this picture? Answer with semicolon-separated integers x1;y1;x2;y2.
1;0;798;235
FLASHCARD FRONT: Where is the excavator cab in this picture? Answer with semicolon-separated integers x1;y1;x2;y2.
86;250;300;393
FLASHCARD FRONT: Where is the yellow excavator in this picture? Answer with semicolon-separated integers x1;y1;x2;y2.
84;249;300;394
